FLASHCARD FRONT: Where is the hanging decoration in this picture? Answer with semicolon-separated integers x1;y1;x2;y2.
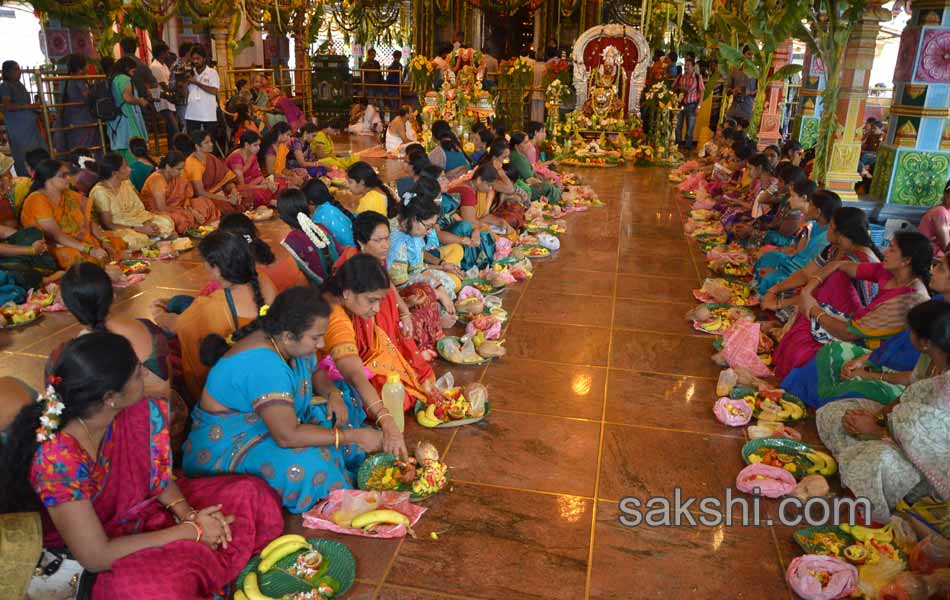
460;0;546;16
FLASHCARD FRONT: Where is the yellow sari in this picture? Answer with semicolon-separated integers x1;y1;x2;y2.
90;180;175;251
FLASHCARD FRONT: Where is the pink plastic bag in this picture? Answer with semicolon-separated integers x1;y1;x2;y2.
458;286;485;303
736;463;797;498
786;555;858;600
302;489;426;538
494;237;512;259
721;320;772;377
713;397;753;426
318;356;373;382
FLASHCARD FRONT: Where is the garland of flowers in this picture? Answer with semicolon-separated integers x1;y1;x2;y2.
642;80;679;148
542;58;571;89
496;56;532;130
408;55;435;94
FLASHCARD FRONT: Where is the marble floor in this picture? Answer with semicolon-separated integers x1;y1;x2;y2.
0;151;801;598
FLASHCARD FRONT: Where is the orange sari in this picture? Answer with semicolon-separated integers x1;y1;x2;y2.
140;171;222;235
20;189;126;268
183;154;241;214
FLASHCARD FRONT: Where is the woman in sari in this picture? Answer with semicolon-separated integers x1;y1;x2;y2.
287;124;329;177
524;121;561;185
347;161;398;217
276;187;344;285
387;192;461;300
349;211;447;359
260;122;307;188
783;231;933;407
385;105;418;155
0;223;59;290
106;58;150;163
764;207;882;379
218;212;303;293
323;254;443;412
477;139;529;231
508;132;562;204
755;185;838;296
89;153;176;252
917;179;950;259
0;61;45;176
225;130;280;208
308;121;359;170
0;332;283;600
736;164;809;248
20;160;126;269
304;177;356;248
185;287;402;513
140;151;221;235
816;300;950;524
151;230;277;402
427;120;470;180
179;131;240;215
718;154;777;236
446;164;511;269
127;137;157;192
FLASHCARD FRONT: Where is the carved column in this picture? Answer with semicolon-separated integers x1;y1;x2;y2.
792;46;824;148
824;3;891;201
211;17;233;98
293;22;311;115
872;0;950;219
758;39;792;148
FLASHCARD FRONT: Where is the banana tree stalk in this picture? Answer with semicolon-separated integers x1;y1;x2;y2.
813;63;841;186
746;52;773;138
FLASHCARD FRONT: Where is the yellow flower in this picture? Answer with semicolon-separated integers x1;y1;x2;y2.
259;304;270;317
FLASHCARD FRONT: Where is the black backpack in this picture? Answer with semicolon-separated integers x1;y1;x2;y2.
88;78;119;121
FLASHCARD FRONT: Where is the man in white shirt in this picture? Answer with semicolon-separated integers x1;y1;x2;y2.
149;42;178;140
184;45;221;141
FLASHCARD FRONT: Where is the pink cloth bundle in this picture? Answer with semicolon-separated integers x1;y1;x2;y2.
303;490;426;538
786;555;859;599
494;237;513;259
720;319;772;377
736;463;796;498
677;172;707;193
713;397;753;426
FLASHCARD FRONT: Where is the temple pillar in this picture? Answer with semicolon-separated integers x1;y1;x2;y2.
824;3;891;201
872;0;950;220
758;39;792;148
792;46;824;148
293;23;311;115
211;17;233;98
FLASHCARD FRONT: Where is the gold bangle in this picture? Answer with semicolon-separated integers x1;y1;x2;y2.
809;275;822;285
182;520;202;543
366;398;384;412
164;497;187;511
376;412;394;426
334;427;340;450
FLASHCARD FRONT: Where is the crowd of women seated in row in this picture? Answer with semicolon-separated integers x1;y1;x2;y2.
0;115;576;598
677;126;949;525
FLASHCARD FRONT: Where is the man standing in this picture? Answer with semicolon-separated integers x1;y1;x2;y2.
726;46;756;123
361;48;382;103
673;57;705;150
150;42;178;141
386;50;402;107
184;46;221;140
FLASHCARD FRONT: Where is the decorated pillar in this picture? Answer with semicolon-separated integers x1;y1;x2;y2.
871;0;950;218
211;16;233;98
580;0;603;31
293;22;311;115
824;3;891;201
758;39;792;148
793;46;824;148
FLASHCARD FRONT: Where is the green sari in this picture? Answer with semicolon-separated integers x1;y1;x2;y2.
508;150;562;204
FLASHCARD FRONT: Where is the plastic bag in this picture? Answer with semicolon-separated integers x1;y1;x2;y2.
888;515;919;557
716;368;737;397
909;535;950;574
786;555;858;600
702;278;733;304
736;463;796;498
302;490;426;538
791;474;830;502
435;372;455;392
713;397;753;426
463;383;488;417
857;556;906;599
494;237;512;259
687;304;713;323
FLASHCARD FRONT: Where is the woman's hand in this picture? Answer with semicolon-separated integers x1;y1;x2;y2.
30;239;47;255
470;230;481;246
380;420;408;459
761;291;779;311
800;293;820;318
136;222;161;237
399;313;414;338
192;505;235;549
90;246;109;261
840;355;870;380
346;427;384;453
326;390;349;426
842;408;886;439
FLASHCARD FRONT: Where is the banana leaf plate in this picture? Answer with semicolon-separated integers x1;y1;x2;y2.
0;310;43;329
728;386;807;422
514;244;552;259
460;277;504;296
356;452;447;501
792;526;855;557
236;538;355;598
741;437;823;479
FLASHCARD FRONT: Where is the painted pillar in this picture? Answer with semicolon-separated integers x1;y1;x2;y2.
872;0;950;218
293;22;311;115
824;3;891;201
793;46;825;148
758;39;792;148
211;16;233;98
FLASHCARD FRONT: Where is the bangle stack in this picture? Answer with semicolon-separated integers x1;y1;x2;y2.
182;520;202;543
376;412;394;427
334;427;341;450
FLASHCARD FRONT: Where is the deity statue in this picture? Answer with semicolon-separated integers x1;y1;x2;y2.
582;45;626;119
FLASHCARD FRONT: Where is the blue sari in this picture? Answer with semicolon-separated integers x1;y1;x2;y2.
438;192;495;270
182;348;366;513
313;202;355;248
755;222;829;296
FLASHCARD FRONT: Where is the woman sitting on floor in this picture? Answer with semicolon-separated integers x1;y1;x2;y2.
0;223;59;290
816;299;950;524
427;120;471;180
89;153;176;252
225;131;280;208
735;165;810;248
151;230;277;402
219;212;303;293
775;225;933;380
20;160;126;269
783;231;934;406
287;124;328;177
524;121;562;186
127;137;157;192
277;187;344;285
308;120;359;170
718;153;777;236
322;253;443;412
755;186;839;296
347;161;398;217
346;210;448;360
178;132;240;215
140;151;221;236
388;189;462;300
184;286;397;513
0;332;283;599
304;177;356;248
507;132;562;205
385;105;418;155
260;121;307;188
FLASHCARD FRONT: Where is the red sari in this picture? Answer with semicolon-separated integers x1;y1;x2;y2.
225;150;280;208
30;398;283;599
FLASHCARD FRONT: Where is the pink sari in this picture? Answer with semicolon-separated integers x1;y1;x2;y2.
525;142;562;185
31;398;283;599
225;150;279;208
773;247;878;378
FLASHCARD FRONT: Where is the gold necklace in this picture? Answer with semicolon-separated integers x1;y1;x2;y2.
269;336;287;362
76;417;100;460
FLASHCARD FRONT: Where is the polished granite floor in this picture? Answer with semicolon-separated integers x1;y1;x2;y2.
0;149;802;598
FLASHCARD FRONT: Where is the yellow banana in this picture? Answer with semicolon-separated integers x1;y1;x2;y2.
234;592;249;600
259;533;307;559
242;572;268;600
813;450;837;475
351;509;410;529
425;404;442;423
416;408;441;428
259;540;310;572
804;451;826;475
841;523;893;543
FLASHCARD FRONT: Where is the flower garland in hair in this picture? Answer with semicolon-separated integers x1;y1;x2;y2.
296;213;330;249
35;375;66;443
402;191;416;205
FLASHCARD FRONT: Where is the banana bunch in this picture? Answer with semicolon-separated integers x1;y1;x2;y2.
840;523;894;544
700;316;727;332
803;450;837;476
416;404;443;428
259;534;312;572
351;509;415;538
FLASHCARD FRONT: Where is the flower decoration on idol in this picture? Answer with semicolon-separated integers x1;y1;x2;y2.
35;375;66;443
